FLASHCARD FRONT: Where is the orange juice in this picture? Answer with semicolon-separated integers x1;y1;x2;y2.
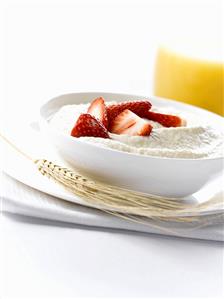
153;47;224;116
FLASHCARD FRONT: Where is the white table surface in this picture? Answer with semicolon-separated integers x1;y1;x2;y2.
1;200;224;298
1;1;223;297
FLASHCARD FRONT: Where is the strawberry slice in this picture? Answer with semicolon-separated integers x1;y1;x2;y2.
87;97;108;128
71;114;110;138
107;100;152;125
110;109;152;136
145;111;186;127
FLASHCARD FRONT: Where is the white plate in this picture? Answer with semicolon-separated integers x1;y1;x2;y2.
40;92;224;198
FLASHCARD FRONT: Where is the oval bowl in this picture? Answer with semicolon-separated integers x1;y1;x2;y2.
39;92;224;198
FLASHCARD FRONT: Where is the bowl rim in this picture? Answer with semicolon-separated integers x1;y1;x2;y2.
39;91;224;163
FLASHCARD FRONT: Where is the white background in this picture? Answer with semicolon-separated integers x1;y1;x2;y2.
1;0;224;298
1;0;223;124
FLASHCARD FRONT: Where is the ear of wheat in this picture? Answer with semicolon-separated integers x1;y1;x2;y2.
35;159;224;223
1;133;223;230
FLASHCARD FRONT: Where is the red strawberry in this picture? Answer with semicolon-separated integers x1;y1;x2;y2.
144;111;186;127
110;109;152;136
87;97;108;128
107;100;152;125
71;114;110;138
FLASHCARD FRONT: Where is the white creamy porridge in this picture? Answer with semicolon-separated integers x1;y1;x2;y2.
50;102;224;159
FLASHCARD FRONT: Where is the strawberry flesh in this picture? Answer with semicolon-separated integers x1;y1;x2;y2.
145;111;186;127
110;109;152;136
87;97;108;128
107;100;152;126
71;114;110;138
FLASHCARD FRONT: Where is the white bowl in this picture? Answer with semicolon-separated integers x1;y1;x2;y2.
39;92;223;198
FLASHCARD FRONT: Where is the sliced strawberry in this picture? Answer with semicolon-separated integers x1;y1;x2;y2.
110;109;152;136
71;114;110;138
107;100;152;126
144;111;186;127
87;97;108;128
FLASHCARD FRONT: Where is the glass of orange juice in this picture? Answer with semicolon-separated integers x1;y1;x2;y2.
153;43;223;116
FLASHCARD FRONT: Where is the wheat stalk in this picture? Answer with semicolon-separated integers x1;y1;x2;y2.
35;158;224;223
1;133;223;227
